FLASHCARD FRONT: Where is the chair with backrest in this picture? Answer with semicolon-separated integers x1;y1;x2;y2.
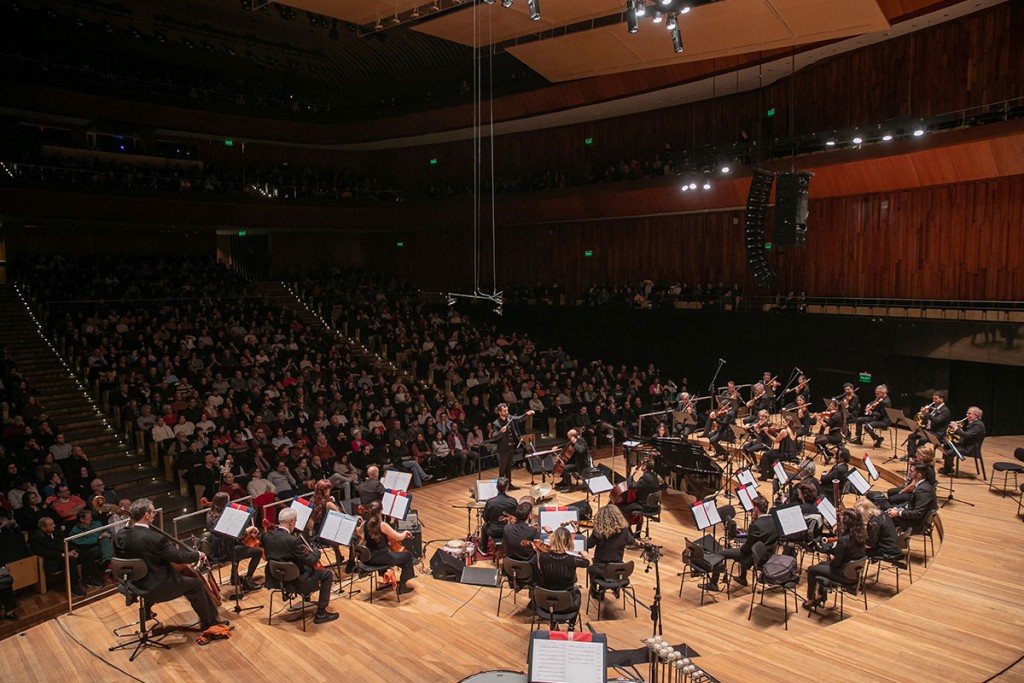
989;448;1024;496
912;509;941;567
585;561;637;621
806;557;868;621
108;558;171;661
530;587;581;632
639;491;662;538
747;541;801;630
349;544;400;604
955;438;987;481
869;528;913;594
266;560;312;631
496;557;535;616
678;538;730;606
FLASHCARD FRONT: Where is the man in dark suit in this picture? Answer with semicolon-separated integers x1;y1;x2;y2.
557;429;591;492
852;384;891;448
357;465;385;508
492;403;534;490
618;459;660;535
704;400;736;459
706;495;778;589
501;501;540;563
113;498;222;629
261;507;338;624
820;448;852;504
908;393;952;459
480;477;517;555
888;464;937;533
30;516;88;597
941;405;986;475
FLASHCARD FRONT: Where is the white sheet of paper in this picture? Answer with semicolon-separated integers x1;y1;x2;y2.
538;508;579;530
691;501;711;529
815;496;837;527
382;490;412;520
585;475;613;494
319;510;359;546
736;484;756;512
736;468;756;488
774;504;809;536
530;638;605;683
847;469;871;494
772;460;789;485
382;469;412;493
213;504;251;539
538;533;587;555
290;498;313;531
622;440;640;448
475;479;499;502
862;454;879;481
702;499;722;526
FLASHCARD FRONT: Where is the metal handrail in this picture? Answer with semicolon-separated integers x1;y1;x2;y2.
64;507;163;615
172;495;253;540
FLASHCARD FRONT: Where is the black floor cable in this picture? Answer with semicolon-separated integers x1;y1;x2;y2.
55;616;148;683
450;586;485;618
981;652;1024;683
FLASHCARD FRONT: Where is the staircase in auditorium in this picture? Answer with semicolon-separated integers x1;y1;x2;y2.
0;286;189;519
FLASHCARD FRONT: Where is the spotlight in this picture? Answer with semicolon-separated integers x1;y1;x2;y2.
528;0;540;20
913;128;925;137
501;0;512;7
659;0;671;5
681;184;689;192
702;172;711;190
653;11;663;23
852;136;863;144
825;139;836;146
680;5;690;13
689;182;697;190
720;165;730;174
626;0;639;33
666;13;677;30
483;0;495;4
671;26;682;52
635;2;646;17
882;133;893;141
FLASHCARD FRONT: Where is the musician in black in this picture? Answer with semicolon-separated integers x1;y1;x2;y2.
501;501;540;563
206;492;262;592
586;505;634;599
675;392;702;438
557;429;590;492
618;459;660;535
887;463;936;533
742;384;772;425
742;409;774;465
703;400;736;459
113;498;223;630
534;526;591;612
851;384;891;448
758;418;800;481
803;508;866;609
262;507;338;623
854;499;900;560
705;495;777;590
907;393;951;459
812;399;844;460
357;465;385;508
762;372;781;413
940;405;986;476
820;447;851;504
868;444;936;510
480;477;517;555
787;374;811;404
840;383;861;439
492;403;534;490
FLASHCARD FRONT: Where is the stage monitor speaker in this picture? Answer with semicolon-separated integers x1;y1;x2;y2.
460;566;499;587
774;172;811;247
429;549;464;582
400;526;423;559
592;463;625;485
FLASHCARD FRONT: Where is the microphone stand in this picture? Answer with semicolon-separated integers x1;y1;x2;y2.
940;437;974;508
708;359;726;397
639;540;663;683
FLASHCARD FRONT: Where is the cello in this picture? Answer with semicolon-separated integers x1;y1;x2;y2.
552;442;574;477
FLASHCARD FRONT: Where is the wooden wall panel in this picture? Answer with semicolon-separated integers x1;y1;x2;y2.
4;225;216;258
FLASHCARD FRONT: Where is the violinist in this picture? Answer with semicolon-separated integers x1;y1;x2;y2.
812;399;844;460
907;393;951;460
757;416;799;481
501;501;540;563
534;526;591;613
703;399;736;459
742;409;774;463
354;501;416;595
840;383;861;439
719;381;741;402
586;505;634;601
790;395;812;437
761;372;781;412
114;498;225;631
851;384;891;448
820;447;851;504
803;508;866;610
618;459;660;535
742;384;772;425
787;374;811;403
308;479;345;568
206;492;262;592
675;392;701;438
557;429;590;493
262;508;338;624
481;477;517;555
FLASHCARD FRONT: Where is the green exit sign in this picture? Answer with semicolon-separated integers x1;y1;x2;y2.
224;140;234;147
767;108;776;118
237;230;247;237
584;250;593;257
429;158;438;165
584;138;593;146
396;241;405;247
764;242;772;250
859;372;872;383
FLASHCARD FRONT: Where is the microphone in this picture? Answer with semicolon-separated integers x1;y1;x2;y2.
794;367;802;374
718;358;727;364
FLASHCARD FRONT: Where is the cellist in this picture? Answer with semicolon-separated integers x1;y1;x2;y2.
556;429;590;493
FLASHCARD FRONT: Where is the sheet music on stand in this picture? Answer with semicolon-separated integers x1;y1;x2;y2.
290;496;314;532
382;489;412;520
622;440;640;448
862;454;880;481
585;474;613;495
772;460;790;485
736;483;758;512
690;498;722;530
212;502;253;539
846;469;871;495
815;496;837;528
528;630;607;683
735;468;757;488
538;507;579;530
474;479;499;502
772;502;809;537
318;509;360;547
382;469;412;493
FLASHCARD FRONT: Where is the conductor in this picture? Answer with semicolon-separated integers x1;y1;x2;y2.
492;403;534;490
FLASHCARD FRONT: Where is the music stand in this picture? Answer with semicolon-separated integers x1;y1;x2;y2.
940;433;973;508
883;408;913;462
212;503;262;616
586;473;613;510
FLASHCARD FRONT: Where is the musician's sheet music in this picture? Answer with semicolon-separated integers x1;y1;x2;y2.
691;499;721;530
319;510;360;546
735;468;756;488
772;460;789;485
773;503;808;536
213;503;252;539
382;489;412;520
847;469;871;495
862;455;880;481
529;633;606;683
474;479;499;502
382;469;413;493
815;496;837;527
290;497;313;531
736;483;757;512
622;440;640;448
585;474;613;495
538;508;579;530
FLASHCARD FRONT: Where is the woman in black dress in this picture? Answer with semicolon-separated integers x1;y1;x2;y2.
586;505;634;600
355;501;416;595
803;508;866;609
535;526;591;611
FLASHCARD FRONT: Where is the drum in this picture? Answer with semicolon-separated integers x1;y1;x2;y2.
458;671;527;682
443;539;466;559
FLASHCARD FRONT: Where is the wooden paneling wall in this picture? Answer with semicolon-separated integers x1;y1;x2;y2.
4;226;216;258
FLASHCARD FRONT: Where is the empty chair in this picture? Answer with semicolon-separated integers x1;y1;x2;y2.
585;561;637;621
496;557;535;616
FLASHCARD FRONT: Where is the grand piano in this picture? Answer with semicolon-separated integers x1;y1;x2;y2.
632;437;723;499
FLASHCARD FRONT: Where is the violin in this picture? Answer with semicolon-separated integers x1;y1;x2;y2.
522;538;552;553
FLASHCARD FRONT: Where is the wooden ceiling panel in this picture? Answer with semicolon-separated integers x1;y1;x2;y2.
284;0;429;26
413;0;623;46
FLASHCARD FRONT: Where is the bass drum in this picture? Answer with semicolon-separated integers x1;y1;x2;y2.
458;672;527;683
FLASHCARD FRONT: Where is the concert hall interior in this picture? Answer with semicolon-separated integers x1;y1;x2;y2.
0;0;1023;682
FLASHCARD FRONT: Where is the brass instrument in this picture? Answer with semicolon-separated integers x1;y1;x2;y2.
916;402;936;429
946;417;967;443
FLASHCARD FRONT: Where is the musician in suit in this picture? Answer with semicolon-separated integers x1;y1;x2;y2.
704;400;736;459
492;403;534;490
481;477;517;555
762;372;781;413
357;465;385;508
586;505;634;600
813;399;845;460
742;384;772;425
804;508;866;609
907;393;951;459
851;384;891;448
557;429;590;492
940;406;986;475
705;495;777;590
820;448;851;504
618;459;660;535
888;464;937;533
840;383;861;439
113;498;223;630
501;501;539;563
261;507;338;624
868;445;936;511
675;392;702;438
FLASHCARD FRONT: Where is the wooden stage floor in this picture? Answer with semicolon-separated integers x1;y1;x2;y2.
2;436;1023;683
